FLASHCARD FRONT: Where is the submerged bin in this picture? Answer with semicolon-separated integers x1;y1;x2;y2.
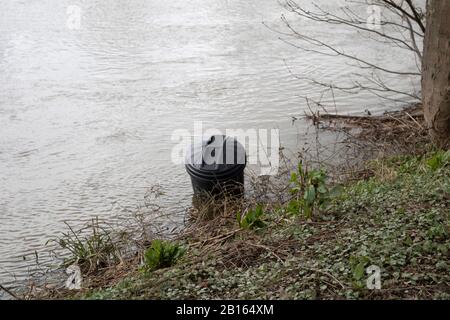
185;135;246;197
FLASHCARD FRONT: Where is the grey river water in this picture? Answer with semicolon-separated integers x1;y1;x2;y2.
0;0;420;291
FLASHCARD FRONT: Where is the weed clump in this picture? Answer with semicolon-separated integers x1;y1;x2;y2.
237;205;266;230
54;218;121;273
142;240;186;272
287;162;333;218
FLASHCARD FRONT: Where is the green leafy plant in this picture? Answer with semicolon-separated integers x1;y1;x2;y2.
52;218;121;273
427;150;450;171
237;205;266;230
142;240;186;272
349;255;372;288
288;162;329;218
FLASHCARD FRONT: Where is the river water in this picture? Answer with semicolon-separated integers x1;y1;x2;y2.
0;0;420;290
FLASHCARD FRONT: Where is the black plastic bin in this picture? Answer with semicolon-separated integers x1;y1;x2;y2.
185;135;246;197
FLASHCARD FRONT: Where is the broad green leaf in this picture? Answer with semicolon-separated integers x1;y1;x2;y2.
317;184;327;194
304;185;316;204
353;262;366;280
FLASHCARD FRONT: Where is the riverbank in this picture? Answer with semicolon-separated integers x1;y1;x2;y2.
21;106;450;300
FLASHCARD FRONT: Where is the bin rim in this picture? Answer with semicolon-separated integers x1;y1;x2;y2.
185;135;247;179
185;161;246;180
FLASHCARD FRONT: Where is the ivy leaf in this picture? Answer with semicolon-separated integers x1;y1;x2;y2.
317;184;327;194
353;262;366;281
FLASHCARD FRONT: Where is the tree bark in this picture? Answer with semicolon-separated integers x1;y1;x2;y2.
422;0;450;148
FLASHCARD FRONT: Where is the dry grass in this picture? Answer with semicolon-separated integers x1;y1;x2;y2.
304;103;434;183
311;103;430;154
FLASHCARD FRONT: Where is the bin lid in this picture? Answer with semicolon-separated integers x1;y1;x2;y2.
185;135;246;178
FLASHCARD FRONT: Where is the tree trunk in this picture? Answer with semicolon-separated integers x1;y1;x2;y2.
422;0;450;148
